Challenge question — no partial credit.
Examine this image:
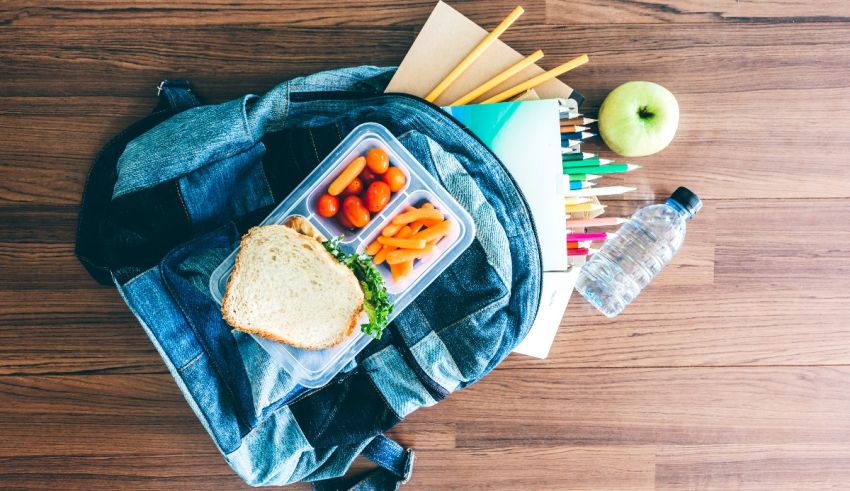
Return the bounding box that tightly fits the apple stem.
[638,106,655,119]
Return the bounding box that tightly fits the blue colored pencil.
[569,180,595,190]
[561,131,596,141]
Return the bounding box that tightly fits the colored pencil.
[561,115,596,125]
[566,174,602,182]
[569,181,595,190]
[562,158,614,168]
[561,117,596,125]
[563,197,591,206]
[565,202,605,214]
[563,164,641,175]
[562,139,581,148]
[564,186,636,197]
[562,152,597,162]
[561,131,596,141]
[449,49,544,106]
[481,54,590,103]
[566,217,627,228]
[567,232,610,241]
[559,125,590,133]
[567,247,589,256]
[425,6,524,102]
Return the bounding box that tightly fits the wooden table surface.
[3,1,850,489]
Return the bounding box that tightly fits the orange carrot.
[410,220,453,242]
[386,245,434,265]
[392,208,444,226]
[373,245,391,265]
[391,260,414,280]
[373,226,412,265]
[381,223,402,237]
[365,240,382,256]
[328,157,366,196]
[377,236,427,249]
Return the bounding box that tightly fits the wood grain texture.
[1,0,850,489]
[548,0,850,24]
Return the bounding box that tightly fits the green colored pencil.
[566,173,602,181]
[562,152,597,162]
[562,158,615,169]
[563,164,641,175]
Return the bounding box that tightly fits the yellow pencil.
[563,196,591,206]
[448,49,544,106]
[564,202,605,214]
[481,54,589,104]
[425,6,524,102]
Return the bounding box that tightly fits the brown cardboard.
[385,1,575,105]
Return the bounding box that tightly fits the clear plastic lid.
[209,123,476,387]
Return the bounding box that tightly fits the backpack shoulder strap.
[313,435,414,491]
[155,80,201,114]
[75,80,201,284]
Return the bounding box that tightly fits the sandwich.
[221,218,391,349]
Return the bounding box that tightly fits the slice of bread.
[221,224,364,349]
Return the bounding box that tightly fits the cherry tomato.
[343,177,363,196]
[360,167,378,185]
[366,148,390,174]
[365,181,391,213]
[336,210,355,229]
[342,195,371,228]
[382,167,406,193]
[317,194,339,218]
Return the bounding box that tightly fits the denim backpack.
[76,66,542,489]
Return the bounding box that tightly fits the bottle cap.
[670,186,702,216]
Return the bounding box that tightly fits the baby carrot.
[373,246,390,265]
[395,226,414,239]
[392,208,444,226]
[365,240,382,256]
[390,260,414,280]
[374,226,413,264]
[328,157,366,196]
[377,236,427,249]
[386,245,434,265]
[409,203,436,232]
[410,220,453,242]
[381,223,403,237]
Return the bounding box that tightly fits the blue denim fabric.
[90,66,543,488]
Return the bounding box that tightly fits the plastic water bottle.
[576,187,701,317]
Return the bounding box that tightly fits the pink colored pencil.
[567,247,589,256]
[567,232,609,242]
[566,217,627,228]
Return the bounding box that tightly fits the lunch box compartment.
[208,123,475,388]
[306,137,412,242]
[357,189,465,295]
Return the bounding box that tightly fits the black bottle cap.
[670,186,702,216]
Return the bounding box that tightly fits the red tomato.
[365,181,391,213]
[366,148,390,174]
[360,167,378,185]
[343,177,363,196]
[336,211,355,229]
[382,167,406,193]
[342,195,371,228]
[317,194,339,218]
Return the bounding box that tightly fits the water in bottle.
[576,186,701,317]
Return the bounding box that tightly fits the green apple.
[598,81,679,157]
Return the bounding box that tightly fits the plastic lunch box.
[209,122,475,387]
